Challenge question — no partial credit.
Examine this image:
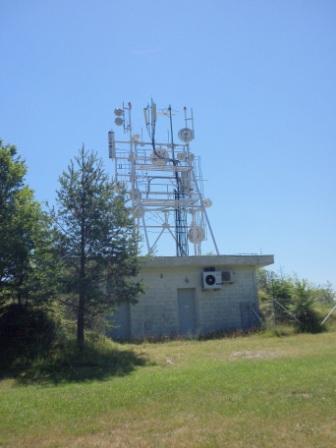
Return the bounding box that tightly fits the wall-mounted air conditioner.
[202,271,222,290]
[221,270,233,284]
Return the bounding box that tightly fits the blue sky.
[1,0,335,286]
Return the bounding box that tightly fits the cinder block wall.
[130,264,259,340]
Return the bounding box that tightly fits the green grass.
[1,332,336,447]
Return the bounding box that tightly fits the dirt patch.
[289,391,312,399]
[229,350,282,361]
[165,357,175,365]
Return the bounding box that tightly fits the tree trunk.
[77,293,85,350]
[77,216,86,351]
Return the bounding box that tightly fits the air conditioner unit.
[202,271,222,290]
[221,270,233,284]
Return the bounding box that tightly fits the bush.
[292,281,325,334]
[294,304,324,334]
[0,304,60,368]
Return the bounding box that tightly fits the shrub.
[292,281,325,334]
[0,304,60,367]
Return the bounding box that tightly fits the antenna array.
[108,100,219,256]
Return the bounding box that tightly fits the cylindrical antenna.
[168,105,176,161]
[150,99,157,128]
[128,102,132,136]
[108,131,115,158]
[184,106,188,128]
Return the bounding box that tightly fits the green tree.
[55,147,141,349]
[0,142,25,302]
[0,142,59,307]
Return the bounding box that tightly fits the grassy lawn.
[1,331,336,447]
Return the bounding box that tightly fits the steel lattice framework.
[108,100,219,256]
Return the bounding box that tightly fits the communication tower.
[108,100,219,256]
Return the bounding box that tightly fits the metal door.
[177,288,197,336]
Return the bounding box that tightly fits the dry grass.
[1,331,336,448]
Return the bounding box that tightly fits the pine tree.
[55,147,141,349]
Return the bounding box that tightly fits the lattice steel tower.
[108,100,219,256]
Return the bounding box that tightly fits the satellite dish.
[178,128,194,143]
[203,198,212,208]
[114,108,123,116]
[177,152,186,161]
[114,117,124,126]
[151,148,168,165]
[188,225,205,243]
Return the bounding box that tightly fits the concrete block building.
[110,254,273,341]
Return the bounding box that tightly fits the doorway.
[177,288,197,336]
